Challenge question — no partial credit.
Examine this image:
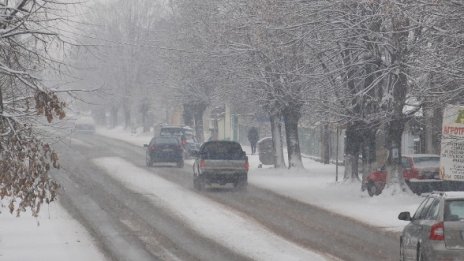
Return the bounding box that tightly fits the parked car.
[398,191,464,261]
[74,117,96,134]
[159,125,200,158]
[144,136,184,168]
[192,141,249,190]
[363,154,440,196]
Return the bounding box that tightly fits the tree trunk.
[344,124,361,180]
[0,84,3,114]
[111,106,118,128]
[361,129,377,181]
[124,105,131,130]
[270,113,286,168]
[283,107,303,169]
[321,124,330,164]
[183,103,194,127]
[193,103,207,142]
[385,119,405,188]
[424,105,434,154]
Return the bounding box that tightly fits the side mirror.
[398,211,412,221]
[143,144,148,147]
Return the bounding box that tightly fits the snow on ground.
[94,157,328,261]
[96,126,150,147]
[244,145,421,232]
[0,202,106,261]
[97,127,424,232]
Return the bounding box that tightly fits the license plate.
[162,149,173,152]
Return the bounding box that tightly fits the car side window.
[424,199,440,220]
[416,198,436,220]
[413,197,432,220]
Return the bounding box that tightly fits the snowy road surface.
[52,133,400,261]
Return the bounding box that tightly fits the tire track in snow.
[94,157,329,261]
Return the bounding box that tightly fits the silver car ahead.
[398,191,464,261]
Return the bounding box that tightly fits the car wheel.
[367,182,378,197]
[146,153,153,167]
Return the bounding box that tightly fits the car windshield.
[412,156,440,168]
[445,200,464,221]
[154,137,178,145]
[201,142,243,160]
[160,128,183,136]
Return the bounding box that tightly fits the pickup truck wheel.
[194,176,205,191]
[177,160,184,168]
[233,176,248,191]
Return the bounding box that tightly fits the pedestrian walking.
[247,127,259,154]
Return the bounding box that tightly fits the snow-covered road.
[94,157,327,261]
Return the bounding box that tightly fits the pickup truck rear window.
[201,142,244,160]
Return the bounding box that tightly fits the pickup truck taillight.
[199,159,206,169]
[429,222,444,240]
[244,161,249,171]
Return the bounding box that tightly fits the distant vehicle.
[398,191,464,261]
[159,125,200,158]
[192,141,249,190]
[144,136,184,168]
[363,154,440,196]
[74,117,96,134]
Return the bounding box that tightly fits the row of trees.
[74,1,464,189]
[167,0,464,183]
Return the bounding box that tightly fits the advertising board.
[439,105,464,181]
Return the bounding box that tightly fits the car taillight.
[149,145,156,152]
[244,161,249,171]
[412,168,421,179]
[429,222,444,240]
[199,159,206,169]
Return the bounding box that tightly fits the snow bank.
[94,157,328,261]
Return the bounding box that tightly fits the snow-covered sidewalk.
[96,127,423,232]
[0,203,106,261]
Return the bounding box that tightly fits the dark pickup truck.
[192,141,249,190]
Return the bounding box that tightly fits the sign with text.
[439,105,464,181]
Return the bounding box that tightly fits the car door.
[403,197,435,259]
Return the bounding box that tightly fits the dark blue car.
[144,136,184,168]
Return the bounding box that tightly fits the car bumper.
[201,171,247,183]
[426,241,464,261]
[150,153,182,163]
